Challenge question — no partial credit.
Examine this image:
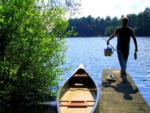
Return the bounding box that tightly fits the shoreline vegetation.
[0,0,73,113]
[68,8,150,37]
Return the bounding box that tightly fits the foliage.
[47,0,80,17]
[105,26,115,36]
[68,8,150,37]
[0,0,69,112]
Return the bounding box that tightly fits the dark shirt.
[115,26,134,51]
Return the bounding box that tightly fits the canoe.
[57,64,100,113]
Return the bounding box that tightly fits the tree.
[0,0,69,113]
[105,26,115,36]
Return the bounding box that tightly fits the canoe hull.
[57,64,100,113]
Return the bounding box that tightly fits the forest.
[68,8,150,37]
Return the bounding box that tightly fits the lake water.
[60,37,150,106]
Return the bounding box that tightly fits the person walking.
[107,16,138,80]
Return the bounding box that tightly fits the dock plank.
[99,69,150,113]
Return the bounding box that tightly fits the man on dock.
[107,16,138,80]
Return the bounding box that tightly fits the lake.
[60,37,150,106]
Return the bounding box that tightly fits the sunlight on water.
[60,37,150,106]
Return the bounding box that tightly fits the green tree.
[0,0,69,112]
[105,26,115,36]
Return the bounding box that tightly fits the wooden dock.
[99,69,150,113]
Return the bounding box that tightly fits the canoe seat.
[60,100,96,102]
[73,74,88,77]
[62,88,97,91]
[59,100,95,107]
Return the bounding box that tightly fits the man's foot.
[121,73,127,82]
[121,70,127,76]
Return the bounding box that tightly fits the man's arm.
[131,30,138,60]
[131,31,138,52]
[107,31,116,45]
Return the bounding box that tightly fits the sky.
[74,0,150,18]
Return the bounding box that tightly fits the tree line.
[68,8,150,37]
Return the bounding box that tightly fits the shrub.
[0,0,68,112]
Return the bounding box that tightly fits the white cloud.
[75,0,150,18]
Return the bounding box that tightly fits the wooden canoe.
[57,64,100,113]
